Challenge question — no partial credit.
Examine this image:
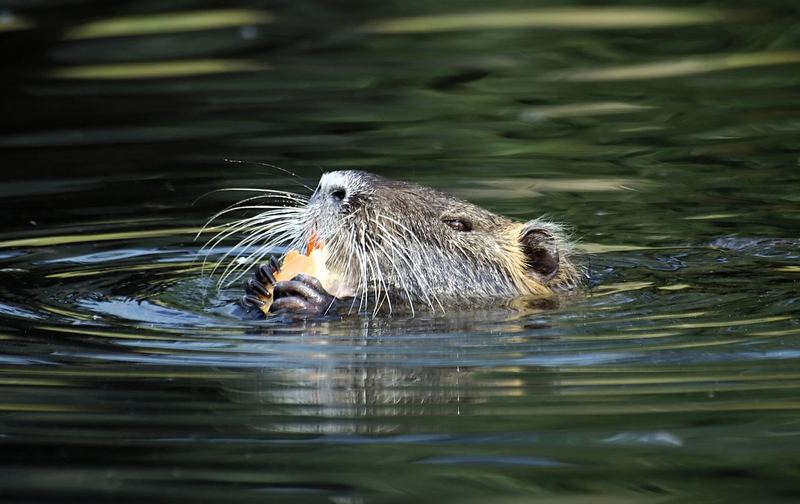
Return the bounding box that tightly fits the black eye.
[442,217,472,232]
[330,187,346,202]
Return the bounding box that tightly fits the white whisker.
[365,234,391,316]
[222,159,316,192]
[199,185,308,288]
[372,215,417,316]
[377,213,444,313]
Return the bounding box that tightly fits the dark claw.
[240,294,265,308]
[273,279,332,307]
[270,296,319,314]
[268,273,337,316]
[244,278,271,298]
[291,273,326,292]
[255,264,277,285]
[269,256,281,272]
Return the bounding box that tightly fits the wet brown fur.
[297,171,579,314]
[206,170,580,315]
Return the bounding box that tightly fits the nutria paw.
[271,273,337,316]
[239,258,282,313]
[240,258,336,317]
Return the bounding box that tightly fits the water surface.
[1,1,799,502]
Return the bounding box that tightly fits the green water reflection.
[0,0,799,502]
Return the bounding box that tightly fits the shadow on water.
[1,0,799,502]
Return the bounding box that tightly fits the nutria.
[206,170,580,317]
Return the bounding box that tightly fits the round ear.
[520,228,560,282]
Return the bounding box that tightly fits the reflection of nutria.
[207,171,580,317]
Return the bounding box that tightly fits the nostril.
[330,188,346,203]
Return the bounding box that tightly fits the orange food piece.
[306,230,321,255]
[275,250,316,283]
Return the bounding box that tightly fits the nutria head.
[208,170,579,315]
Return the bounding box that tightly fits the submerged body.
[228,171,580,317]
